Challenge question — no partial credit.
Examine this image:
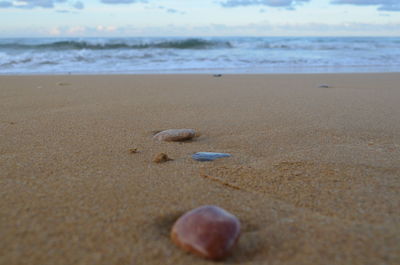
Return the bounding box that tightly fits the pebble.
[57,82,71,86]
[192,152,231,161]
[213,74,222,77]
[153,153,172,163]
[153,129,196,142]
[171,205,241,260]
[318,84,330,88]
[129,148,138,154]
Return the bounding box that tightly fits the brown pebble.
[129,148,138,154]
[153,129,196,142]
[171,205,241,260]
[153,153,172,163]
[57,82,71,86]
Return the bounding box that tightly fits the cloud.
[100,0,147,4]
[56,9,73,13]
[73,1,83,9]
[166,8,179,14]
[193,21,400,36]
[2,20,399,37]
[0,1,12,7]
[220,0,310,8]
[45,25,118,36]
[141,22,400,36]
[156,5,185,14]
[6,0,66,8]
[331,0,400,11]
[0,0,83,9]
[66,25,86,34]
[48,27,62,35]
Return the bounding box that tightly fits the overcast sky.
[0,0,399,37]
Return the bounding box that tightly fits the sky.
[0,0,399,37]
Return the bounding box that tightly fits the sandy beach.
[1,73,399,265]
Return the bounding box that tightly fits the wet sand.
[1,73,399,265]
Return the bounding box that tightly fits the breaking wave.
[0,38,232,50]
[1,37,399,74]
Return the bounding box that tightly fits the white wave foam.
[0,37,399,74]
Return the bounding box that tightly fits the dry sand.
[1,73,399,265]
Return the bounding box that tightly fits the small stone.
[213,74,222,77]
[153,153,172,163]
[153,129,196,142]
[171,205,240,260]
[57,82,71,86]
[318,84,330,88]
[192,152,231,162]
[129,148,138,154]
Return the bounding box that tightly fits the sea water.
[0,36,399,74]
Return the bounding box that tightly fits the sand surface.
[1,73,399,265]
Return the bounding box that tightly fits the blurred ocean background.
[0,36,399,74]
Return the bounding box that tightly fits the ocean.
[0,37,399,74]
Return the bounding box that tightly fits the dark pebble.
[171,205,241,260]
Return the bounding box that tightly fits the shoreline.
[1,73,399,265]
[2,36,399,76]
[1,71,400,78]
[1,68,400,76]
